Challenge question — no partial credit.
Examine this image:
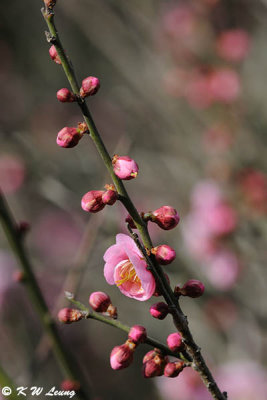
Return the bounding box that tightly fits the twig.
[0,192,90,400]
[66,294,191,363]
[41,4,227,399]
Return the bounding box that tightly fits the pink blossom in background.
[184,70,214,109]
[157,361,267,400]
[104,234,155,301]
[205,202,237,236]
[190,181,223,211]
[204,296,238,331]
[205,250,240,290]
[162,5,196,40]
[0,154,25,194]
[32,211,82,267]
[216,29,251,63]
[203,125,234,153]
[209,68,241,104]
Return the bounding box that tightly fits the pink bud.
[61,380,80,391]
[56,127,82,148]
[125,214,137,229]
[164,361,185,377]
[167,333,184,352]
[112,155,139,180]
[181,279,205,298]
[17,221,30,236]
[57,308,83,324]
[128,325,147,345]
[13,270,25,283]
[142,359,163,378]
[143,349,160,364]
[151,206,180,230]
[110,342,135,370]
[56,88,76,103]
[81,190,105,213]
[49,45,61,64]
[152,245,176,265]
[102,190,118,205]
[89,291,111,312]
[150,302,169,320]
[89,291,117,318]
[80,76,100,97]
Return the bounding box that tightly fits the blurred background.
[0,0,267,399]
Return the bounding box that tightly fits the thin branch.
[41,4,227,399]
[0,192,90,400]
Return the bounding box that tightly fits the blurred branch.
[0,364,17,400]
[41,3,227,399]
[0,191,90,400]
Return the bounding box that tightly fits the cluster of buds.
[57,122,88,149]
[174,279,205,298]
[57,308,83,324]
[110,325,147,370]
[112,155,139,181]
[143,345,185,378]
[81,184,118,213]
[89,291,117,319]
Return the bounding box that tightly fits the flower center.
[115,260,141,287]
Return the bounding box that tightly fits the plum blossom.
[103,234,155,301]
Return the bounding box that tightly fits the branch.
[41,4,227,399]
[0,192,90,400]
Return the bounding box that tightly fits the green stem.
[68,296,190,362]
[0,364,17,400]
[0,192,90,400]
[41,5,227,400]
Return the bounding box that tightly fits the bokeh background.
[0,0,267,399]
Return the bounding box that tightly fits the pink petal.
[116,233,142,257]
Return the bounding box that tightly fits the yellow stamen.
[115,260,141,287]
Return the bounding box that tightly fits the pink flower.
[205,250,240,290]
[103,234,156,301]
[216,29,251,62]
[209,68,241,103]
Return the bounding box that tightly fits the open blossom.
[103,234,156,301]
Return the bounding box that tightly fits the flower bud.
[142,351,167,378]
[128,325,147,345]
[13,270,25,283]
[58,308,83,324]
[110,342,135,370]
[150,302,169,320]
[80,76,100,97]
[142,348,161,364]
[56,88,76,103]
[151,206,180,230]
[167,333,184,352]
[49,45,61,64]
[81,190,105,213]
[102,190,118,206]
[125,214,137,229]
[153,273,170,297]
[89,291,117,319]
[179,279,205,298]
[61,380,80,391]
[152,245,176,265]
[56,127,82,148]
[112,155,139,180]
[164,361,185,378]
[17,221,30,236]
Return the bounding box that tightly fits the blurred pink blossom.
[216,29,251,62]
[157,361,267,400]
[205,250,240,290]
[209,68,241,103]
[162,5,196,40]
[0,154,25,194]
